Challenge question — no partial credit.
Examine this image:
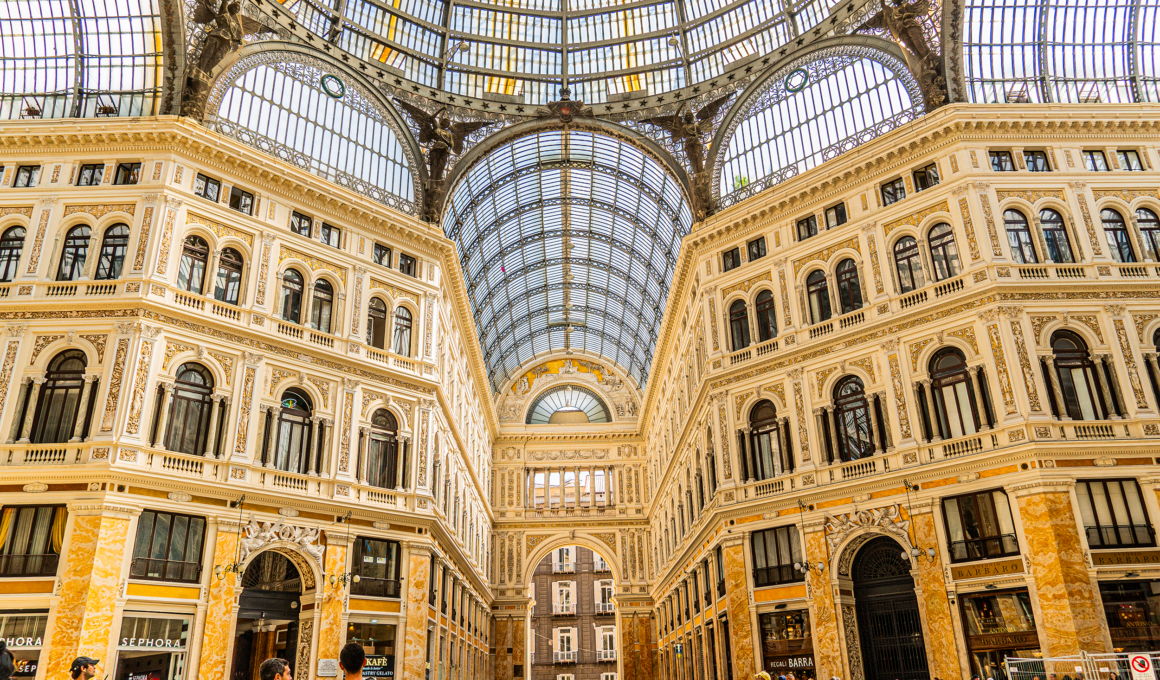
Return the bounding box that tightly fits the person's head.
[0,641,13,680]
[259,658,291,680]
[340,642,366,677]
[69,657,100,680]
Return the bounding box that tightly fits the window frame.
[1117,150,1144,171]
[1039,209,1074,264]
[77,163,104,186]
[825,202,847,229]
[351,536,403,598]
[1076,479,1155,549]
[289,211,313,237]
[193,173,221,202]
[1101,208,1136,263]
[1003,209,1038,264]
[398,253,417,277]
[927,223,961,281]
[746,237,766,262]
[806,270,831,323]
[373,243,392,267]
[940,489,1020,564]
[128,509,206,583]
[913,162,939,191]
[1024,150,1051,172]
[320,223,341,248]
[94,223,130,281]
[1138,208,1160,262]
[750,525,804,588]
[880,177,905,205]
[796,215,818,241]
[721,247,741,272]
[114,162,142,186]
[835,258,862,314]
[56,225,91,282]
[989,151,1015,172]
[0,226,25,282]
[893,235,925,293]
[228,186,254,215]
[728,300,750,351]
[13,166,40,188]
[213,248,245,305]
[1082,150,1110,172]
[0,504,66,577]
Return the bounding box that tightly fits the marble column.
[43,505,135,679]
[69,375,96,442]
[921,379,941,441]
[1099,353,1128,419]
[813,408,827,463]
[871,394,887,453]
[911,506,967,680]
[197,521,240,680]
[826,406,840,462]
[968,366,990,430]
[308,416,322,475]
[1046,359,1070,419]
[18,378,42,442]
[205,395,223,457]
[804,526,842,680]
[319,531,353,663]
[357,426,370,483]
[265,406,282,467]
[153,382,174,449]
[720,539,755,680]
[1010,482,1110,656]
[1092,353,1119,418]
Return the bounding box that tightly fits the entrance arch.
[229,549,318,680]
[849,536,930,680]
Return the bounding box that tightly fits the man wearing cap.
[69,657,99,680]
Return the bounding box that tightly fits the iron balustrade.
[0,553,59,577]
[1085,523,1155,549]
[948,534,1020,563]
[129,557,202,583]
[352,577,402,598]
[752,564,804,588]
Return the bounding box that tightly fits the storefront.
[758,611,814,679]
[114,614,192,680]
[349,622,397,678]
[1099,579,1160,652]
[0,611,48,677]
[959,589,1040,680]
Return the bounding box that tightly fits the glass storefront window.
[758,611,815,678]
[1100,580,1160,652]
[959,591,1040,680]
[349,623,397,677]
[115,615,190,680]
[0,611,47,677]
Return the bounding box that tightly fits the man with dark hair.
[259,658,292,680]
[69,657,99,680]
[340,642,366,680]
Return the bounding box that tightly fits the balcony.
[352,577,402,598]
[596,602,615,614]
[948,534,1020,563]
[129,557,202,583]
[0,553,60,577]
[552,562,575,573]
[598,650,617,662]
[554,651,577,663]
[553,603,575,615]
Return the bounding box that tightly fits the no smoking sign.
[1130,654,1154,680]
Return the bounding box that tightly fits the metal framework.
[526,384,612,424]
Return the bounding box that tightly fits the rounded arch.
[521,534,625,587]
[829,519,916,578]
[361,398,411,433]
[525,384,612,425]
[1040,320,1104,352]
[275,381,324,414]
[239,544,323,593]
[915,338,978,377]
[740,390,786,422]
[916,210,958,237]
[162,352,228,391]
[29,341,98,373]
[1093,196,1137,221]
[205,44,421,215]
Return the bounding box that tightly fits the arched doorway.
[851,536,929,680]
[230,551,305,680]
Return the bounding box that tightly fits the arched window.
[893,236,924,293]
[56,226,91,281]
[806,270,831,323]
[177,236,209,293]
[1039,209,1074,264]
[94,223,129,280]
[929,349,978,440]
[928,224,961,280]
[0,226,25,282]
[280,269,305,323]
[755,290,777,342]
[393,306,413,356]
[213,248,244,305]
[835,259,862,314]
[1003,210,1037,264]
[274,389,313,474]
[31,350,87,443]
[1051,331,1106,421]
[728,300,750,351]
[367,409,401,490]
[311,280,334,333]
[747,400,790,481]
[367,298,388,349]
[1101,209,1135,263]
[834,377,873,462]
[165,363,214,456]
[1137,207,1160,262]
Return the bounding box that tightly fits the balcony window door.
[366,409,400,490]
[56,226,91,281]
[0,505,65,577]
[941,490,1019,562]
[393,306,413,356]
[280,269,305,323]
[177,236,209,293]
[1039,209,1074,263]
[755,290,776,342]
[747,400,787,481]
[834,376,873,461]
[94,224,129,280]
[1137,208,1160,261]
[835,258,862,313]
[1051,331,1105,420]
[728,300,750,351]
[0,226,24,282]
[806,270,831,323]
[367,298,388,348]
[213,247,244,305]
[929,349,978,439]
[352,537,402,597]
[1004,210,1037,264]
[32,350,87,444]
[1077,479,1154,549]
[751,525,803,587]
[311,279,334,333]
[165,363,215,456]
[893,236,924,293]
[928,223,961,280]
[274,389,313,474]
[1102,209,1136,263]
[129,510,206,582]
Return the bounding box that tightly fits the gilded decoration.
[994,189,1064,203]
[0,340,19,425]
[1134,313,1159,342]
[778,266,792,327]
[255,240,272,306]
[792,236,860,276]
[866,233,884,294]
[985,322,1018,414]
[849,356,876,383]
[132,205,154,271]
[173,165,184,183]
[162,341,194,370]
[152,162,163,181]
[350,270,364,336]
[717,400,732,477]
[185,211,255,246]
[769,382,785,407]
[824,504,912,553]
[977,192,1003,257]
[886,352,912,440]
[882,199,949,236]
[947,326,979,354]
[154,202,180,276]
[1092,189,1160,202]
[814,366,837,398]
[909,337,934,371]
[1008,317,1042,411]
[369,278,419,302]
[1113,318,1148,408]
[101,338,129,432]
[950,154,959,173]
[308,377,331,409]
[957,196,982,261]
[79,334,108,363]
[733,391,751,419]
[340,390,355,472]
[792,379,811,460]
[63,203,137,218]
[91,447,109,460]
[362,391,385,418]
[279,245,348,286]
[721,270,772,297]
[0,206,33,220]
[124,339,154,435]
[708,296,719,350]
[29,335,63,362]
[209,352,235,385]
[25,202,53,275]
[1035,426,1052,439]
[861,193,869,210]
[526,534,548,552]
[268,367,296,396]
[1075,192,1102,254]
[234,366,256,454]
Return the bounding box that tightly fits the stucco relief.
[824,504,913,554]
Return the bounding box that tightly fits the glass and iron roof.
[444,129,693,391]
[526,385,612,424]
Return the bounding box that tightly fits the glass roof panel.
[445,129,691,391]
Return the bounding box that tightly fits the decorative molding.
[882,199,949,236]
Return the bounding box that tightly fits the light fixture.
[328,510,361,588]
[215,495,247,581]
[793,500,827,574]
[1124,571,1140,578]
[901,479,938,563]
[984,584,998,590]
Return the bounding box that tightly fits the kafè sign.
[950,558,1024,581]
[364,655,395,678]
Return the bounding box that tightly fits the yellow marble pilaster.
[911,509,965,680]
[319,535,352,664]
[721,541,756,680]
[805,528,842,680]
[44,506,133,680]
[401,547,433,680]
[511,612,526,680]
[494,617,512,680]
[198,525,240,680]
[619,608,655,680]
[1012,482,1109,655]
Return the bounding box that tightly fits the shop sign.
[120,636,186,650]
[363,655,394,678]
[966,631,1039,651]
[950,558,1024,581]
[1093,551,1160,567]
[2,636,43,648]
[765,655,815,672]
[14,659,37,678]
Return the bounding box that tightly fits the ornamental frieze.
[792,236,860,276]
[994,189,1064,204]
[185,211,255,246]
[720,270,772,297]
[369,278,418,302]
[279,245,348,286]
[63,203,137,218]
[882,199,950,236]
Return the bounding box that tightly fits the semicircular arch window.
[526,385,612,425]
[212,59,416,213]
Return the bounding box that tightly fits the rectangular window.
[702,560,712,607]
[942,490,1019,563]
[715,545,725,596]
[959,590,1038,658]
[1076,479,1154,548]
[989,151,1015,172]
[594,554,610,572]
[720,616,733,680]
[758,611,813,674]
[289,211,313,236]
[750,525,804,587]
[320,223,341,248]
[554,547,573,573]
[351,537,401,597]
[13,166,40,188]
[77,163,104,186]
[553,581,573,614]
[193,173,221,201]
[691,575,700,612]
[1024,150,1050,172]
[1100,580,1160,652]
[428,557,438,606]
[373,243,392,267]
[399,253,417,276]
[0,505,65,577]
[825,203,847,229]
[129,510,206,583]
[1083,150,1110,172]
[881,177,906,205]
[796,215,818,241]
[114,162,142,185]
[596,579,614,613]
[1118,150,1144,171]
[555,628,576,662]
[603,674,618,680]
[599,627,616,660]
[228,186,254,215]
[721,247,741,272]
[913,162,939,191]
[0,611,47,675]
[746,237,766,262]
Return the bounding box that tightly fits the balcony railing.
[553,603,575,615]
[596,602,615,614]
[552,562,575,573]
[129,557,202,583]
[598,650,617,662]
[948,534,1020,563]
[1085,524,1155,549]
[752,565,803,589]
[0,553,60,577]
[554,651,577,663]
[351,577,401,598]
